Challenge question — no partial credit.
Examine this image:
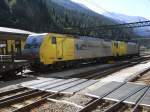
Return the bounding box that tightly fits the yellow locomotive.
[23,33,139,70]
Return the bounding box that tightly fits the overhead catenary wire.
[63,1,150,40]
[85,0,124,22]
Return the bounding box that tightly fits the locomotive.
[23,33,139,70]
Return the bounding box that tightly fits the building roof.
[0,27,36,35]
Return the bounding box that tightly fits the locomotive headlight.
[2,66,5,69]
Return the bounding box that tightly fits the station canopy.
[0,27,36,40]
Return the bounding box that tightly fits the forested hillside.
[0,0,115,34]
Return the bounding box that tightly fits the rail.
[78,63,150,112]
[0,56,149,112]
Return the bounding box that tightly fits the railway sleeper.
[0,90,46,108]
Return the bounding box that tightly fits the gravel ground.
[30,102,79,112]
[135,71,150,84]
[29,93,93,112]
[59,94,93,106]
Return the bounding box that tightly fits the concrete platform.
[140,88,150,107]
[86,61,150,92]
[21,78,97,94]
[39,64,113,78]
[87,81,150,107]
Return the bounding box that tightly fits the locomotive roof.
[78,36,104,41]
[27,33,138,44]
[29,33,47,36]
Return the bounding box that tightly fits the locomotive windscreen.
[24,34,46,49]
[23,34,46,58]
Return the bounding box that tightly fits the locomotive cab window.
[115,43,118,48]
[51,36,56,44]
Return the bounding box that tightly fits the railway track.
[78,64,150,112]
[81,86,149,112]
[0,56,149,112]
[24,55,150,79]
[17,63,150,112]
[1,55,149,82]
[0,57,135,82]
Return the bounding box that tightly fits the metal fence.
[0,55,13,62]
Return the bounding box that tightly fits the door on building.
[0,40,7,55]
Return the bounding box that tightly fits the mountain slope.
[103,12,148,23]
[50,0,115,25]
[0,0,115,35]
[50,0,89,12]
[103,12,150,37]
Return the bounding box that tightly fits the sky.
[71,0,150,20]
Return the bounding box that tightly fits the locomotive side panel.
[112,41,127,57]
[40,34,56,64]
[61,37,75,61]
[126,42,139,55]
[74,37,112,59]
[39,34,75,64]
[111,41,118,56]
[101,40,112,57]
[118,41,127,56]
[74,38,101,59]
